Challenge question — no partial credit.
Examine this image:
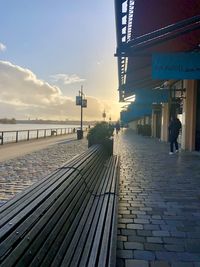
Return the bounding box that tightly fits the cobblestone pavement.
[116,130,200,267]
[0,138,87,206]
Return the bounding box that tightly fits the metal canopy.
[121,103,152,123]
[115,0,200,101]
[120,88,169,123]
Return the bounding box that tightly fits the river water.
[0,123,85,144]
[0,123,81,131]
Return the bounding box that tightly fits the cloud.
[0,61,119,120]
[0,42,6,52]
[50,73,86,85]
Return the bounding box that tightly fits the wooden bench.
[0,145,119,267]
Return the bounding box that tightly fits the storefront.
[196,80,200,151]
[115,0,200,152]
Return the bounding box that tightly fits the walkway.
[0,135,87,206]
[116,130,200,267]
[0,133,77,162]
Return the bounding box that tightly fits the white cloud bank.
[0,42,6,52]
[50,73,85,85]
[0,61,119,121]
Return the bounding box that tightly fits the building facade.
[115,0,200,152]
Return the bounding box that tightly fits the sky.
[0,0,121,121]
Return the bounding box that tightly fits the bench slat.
[87,158,116,267]
[61,158,114,267]
[98,156,119,267]
[48,158,112,267]
[68,159,114,267]
[78,158,115,267]
[27,156,106,267]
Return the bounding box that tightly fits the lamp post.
[76,85,87,139]
[80,86,83,131]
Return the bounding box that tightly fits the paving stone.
[134,250,156,260]
[127,223,143,230]
[120,210,131,215]
[141,207,153,211]
[152,231,170,237]
[117,249,133,259]
[124,241,144,250]
[118,223,126,229]
[125,259,149,267]
[116,258,125,267]
[147,237,163,244]
[185,240,200,253]
[187,232,200,238]
[129,205,145,210]
[131,210,146,215]
[151,215,162,220]
[134,218,149,224]
[163,237,184,244]
[144,243,165,251]
[177,252,200,262]
[160,225,177,231]
[151,220,166,225]
[117,235,127,241]
[121,229,137,236]
[137,214,151,219]
[128,235,146,243]
[170,231,186,237]
[156,251,179,261]
[144,224,160,231]
[122,214,137,219]
[119,218,134,224]
[164,244,185,252]
[137,230,152,236]
[120,202,130,207]
[150,261,170,267]
[171,262,193,267]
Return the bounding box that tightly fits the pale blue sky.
[0,0,120,120]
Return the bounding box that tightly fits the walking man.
[168,116,182,155]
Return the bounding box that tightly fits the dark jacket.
[168,118,182,141]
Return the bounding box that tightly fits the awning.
[120,88,169,123]
[133,89,169,104]
[121,103,152,123]
[115,0,200,100]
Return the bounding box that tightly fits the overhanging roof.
[121,103,152,123]
[115,0,200,101]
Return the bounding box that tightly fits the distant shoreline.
[0,120,96,126]
[0,119,16,124]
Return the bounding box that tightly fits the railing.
[0,127,87,145]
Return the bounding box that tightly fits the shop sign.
[152,53,200,79]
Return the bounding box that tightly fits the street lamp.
[76,85,87,139]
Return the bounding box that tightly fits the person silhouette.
[168,116,182,154]
[115,121,120,134]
